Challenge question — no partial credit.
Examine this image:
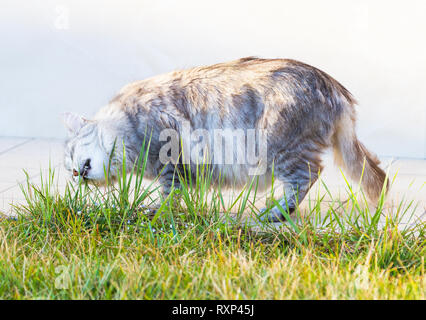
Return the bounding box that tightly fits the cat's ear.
[60,112,87,134]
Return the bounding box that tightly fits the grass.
[0,146,424,299]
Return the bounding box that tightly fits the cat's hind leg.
[261,152,323,223]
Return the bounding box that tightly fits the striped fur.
[62,57,388,222]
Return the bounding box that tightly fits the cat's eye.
[83,159,91,170]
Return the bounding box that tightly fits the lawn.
[0,148,424,299]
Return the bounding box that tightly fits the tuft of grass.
[0,145,424,299]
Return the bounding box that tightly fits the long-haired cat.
[61,57,387,222]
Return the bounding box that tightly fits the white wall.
[0,0,425,158]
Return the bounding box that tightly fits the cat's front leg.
[159,163,181,200]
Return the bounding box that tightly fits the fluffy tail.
[332,113,388,201]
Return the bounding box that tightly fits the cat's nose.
[73,159,91,178]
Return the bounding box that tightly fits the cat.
[61,57,388,222]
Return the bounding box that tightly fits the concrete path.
[0,137,424,228]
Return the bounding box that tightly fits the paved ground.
[0,137,425,228]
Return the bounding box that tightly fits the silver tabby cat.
[62,57,387,222]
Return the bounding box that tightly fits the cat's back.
[115,57,312,97]
[105,57,354,128]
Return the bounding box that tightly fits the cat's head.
[61,112,118,183]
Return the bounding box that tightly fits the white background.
[0,0,425,158]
